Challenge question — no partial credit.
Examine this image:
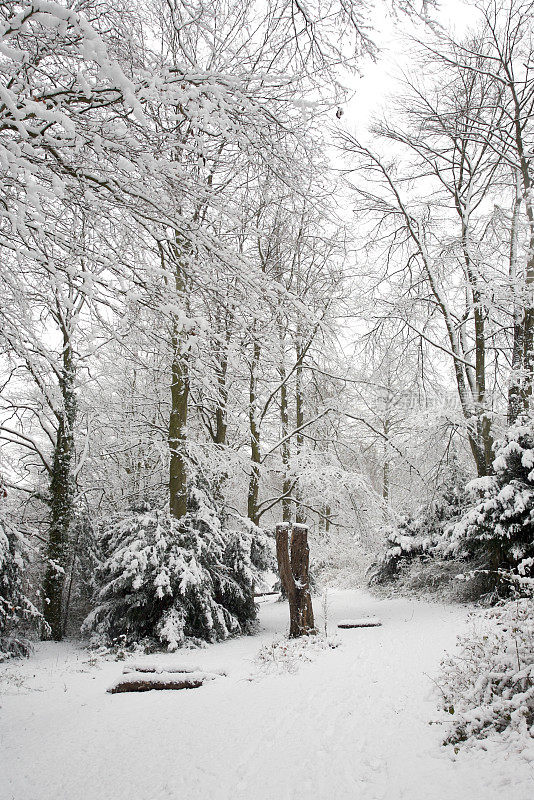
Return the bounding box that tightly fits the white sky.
[346,0,482,133]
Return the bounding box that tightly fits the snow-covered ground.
[1,590,533,800]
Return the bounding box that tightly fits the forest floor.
[1,590,533,800]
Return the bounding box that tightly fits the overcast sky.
[348,0,481,133]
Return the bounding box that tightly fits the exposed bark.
[275,522,315,637]
[215,353,229,446]
[247,339,261,526]
[460,224,493,476]
[513,85,534,415]
[279,353,292,523]
[324,505,331,534]
[508,173,524,424]
[109,678,205,693]
[42,332,77,641]
[338,620,382,628]
[382,459,390,502]
[295,343,306,524]
[168,237,189,521]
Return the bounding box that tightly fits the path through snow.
[1,590,533,800]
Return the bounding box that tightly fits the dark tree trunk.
[508,103,534,422]
[168,237,190,521]
[280,376,292,523]
[275,523,315,637]
[169,318,189,520]
[508,177,524,425]
[43,337,77,640]
[247,340,261,526]
[295,349,306,524]
[214,321,231,446]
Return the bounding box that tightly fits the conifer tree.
[0,499,47,658]
[449,420,534,588]
[84,473,271,649]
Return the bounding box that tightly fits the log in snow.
[122,662,227,676]
[337,618,382,628]
[107,670,220,694]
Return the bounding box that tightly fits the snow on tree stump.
[337,618,382,629]
[275,522,316,638]
[107,668,223,694]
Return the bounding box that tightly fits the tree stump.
[275,523,316,637]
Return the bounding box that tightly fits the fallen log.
[337,618,382,628]
[122,662,226,676]
[109,677,205,693]
[107,669,219,694]
[123,662,202,675]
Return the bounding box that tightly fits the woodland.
[1,0,534,795]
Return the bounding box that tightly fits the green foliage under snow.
[83,483,272,650]
[448,420,534,584]
[0,509,47,659]
[369,462,468,587]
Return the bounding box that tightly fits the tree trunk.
[169,317,189,520]
[214,320,231,446]
[247,340,261,526]
[168,237,189,521]
[324,506,331,535]
[275,523,315,637]
[215,357,228,446]
[508,101,534,421]
[508,175,524,424]
[295,346,306,524]
[42,336,77,640]
[279,332,292,523]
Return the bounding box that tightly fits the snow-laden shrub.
[255,633,340,676]
[369,462,468,586]
[439,595,534,751]
[84,483,271,650]
[368,516,438,584]
[0,509,47,659]
[447,420,534,593]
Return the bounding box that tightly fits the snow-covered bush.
[439,595,534,751]
[368,516,438,585]
[84,483,271,650]
[0,509,47,659]
[447,420,534,593]
[369,460,468,587]
[369,467,467,586]
[255,633,340,676]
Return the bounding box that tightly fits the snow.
[1,590,533,800]
[123,661,215,674]
[337,617,382,627]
